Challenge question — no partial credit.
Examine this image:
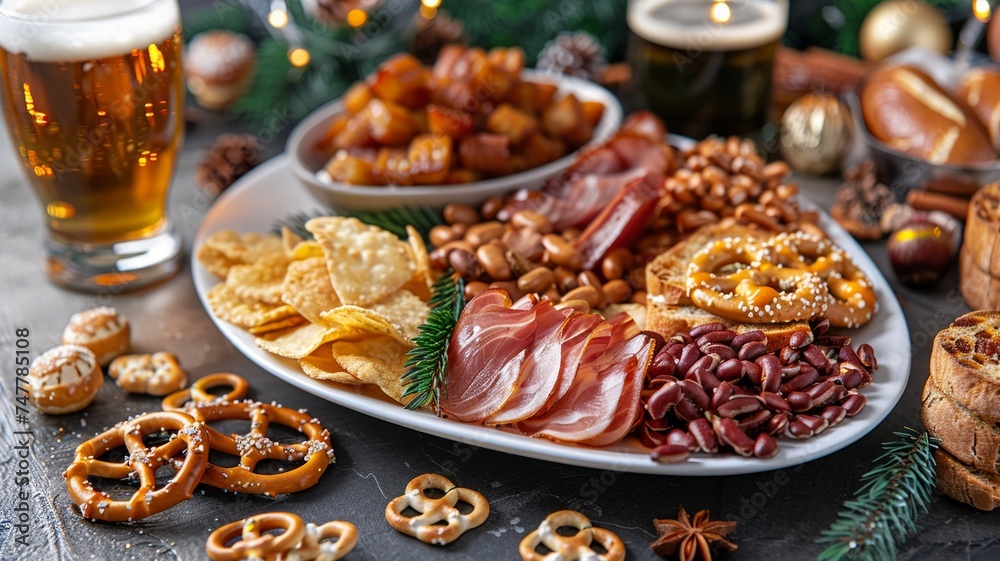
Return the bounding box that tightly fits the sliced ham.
[542,312,604,412]
[441,289,537,422]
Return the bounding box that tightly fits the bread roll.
[958,67,1000,152]
[861,65,996,164]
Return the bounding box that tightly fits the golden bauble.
[859,0,952,63]
[780,93,853,176]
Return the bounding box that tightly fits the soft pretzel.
[28,345,103,415]
[63,411,208,521]
[206,512,307,561]
[285,521,359,561]
[385,474,489,545]
[519,510,625,561]
[765,231,877,328]
[108,352,188,396]
[171,399,334,495]
[686,238,829,323]
[162,372,249,411]
[62,306,130,365]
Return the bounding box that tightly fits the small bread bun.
[28,345,103,415]
[861,65,996,165]
[184,31,256,110]
[62,306,130,366]
[958,68,1000,153]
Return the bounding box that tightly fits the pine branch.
[816,429,939,561]
[400,272,465,413]
[272,206,444,245]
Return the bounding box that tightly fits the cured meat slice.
[441,289,537,422]
[542,312,604,411]
[574,177,663,270]
[484,299,567,425]
[518,316,651,444]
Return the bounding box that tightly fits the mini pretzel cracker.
[108,352,188,396]
[206,512,306,561]
[519,510,625,561]
[385,474,489,545]
[161,372,249,411]
[172,399,334,495]
[63,411,208,522]
[285,520,359,561]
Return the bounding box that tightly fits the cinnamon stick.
[906,189,971,221]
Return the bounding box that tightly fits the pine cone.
[301,0,377,26]
[831,160,896,240]
[196,134,262,197]
[410,11,467,65]
[536,32,607,82]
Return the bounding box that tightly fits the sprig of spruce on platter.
[400,271,465,413]
[816,428,939,561]
[272,206,444,244]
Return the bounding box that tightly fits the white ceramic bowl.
[286,70,623,211]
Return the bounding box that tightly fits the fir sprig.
[272,206,444,244]
[816,429,939,561]
[400,272,465,413]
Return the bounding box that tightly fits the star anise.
[651,507,738,561]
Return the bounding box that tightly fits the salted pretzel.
[162,372,249,411]
[171,399,334,495]
[764,231,877,328]
[519,510,625,561]
[285,520,359,561]
[385,473,490,545]
[206,512,307,561]
[109,352,188,396]
[64,411,208,522]
[686,237,829,324]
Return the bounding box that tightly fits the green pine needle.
[401,272,465,413]
[272,206,444,245]
[817,429,939,561]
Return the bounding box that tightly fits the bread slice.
[930,311,1000,419]
[645,223,758,307]
[934,448,1000,511]
[645,299,808,352]
[963,182,1000,278]
[921,375,1000,474]
[959,246,1000,311]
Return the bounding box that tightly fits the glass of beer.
[0,0,185,291]
[628,0,788,139]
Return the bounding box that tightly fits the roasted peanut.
[476,243,512,280]
[541,234,582,270]
[480,196,504,220]
[511,210,553,234]
[601,248,633,281]
[443,203,480,225]
[464,280,489,300]
[465,221,504,246]
[562,285,600,309]
[602,279,631,304]
[553,267,579,293]
[429,225,458,248]
[517,267,555,293]
[448,249,483,278]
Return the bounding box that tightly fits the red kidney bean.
[689,322,726,338]
[651,444,692,464]
[716,395,763,418]
[676,398,704,422]
[717,358,744,381]
[786,391,814,412]
[781,364,802,378]
[678,380,711,410]
[784,419,814,439]
[831,385,849,403]
[738,409,772,433]
[714,417,755,456]
[687,367,721,393]
[731,330,766,348]
[648,351,677,378]
[812,318,831,336]
[788,330,812,349]
[780,368,819,393]
[711,382,734,410]
[820,405,846,427]
[753,433,779,459]
[643,331,667,355]
[841,393,867,416]
[703,343,736,361]
[838,346,865,371]
[830,363,863,390]
[688,418,718,453]
[796,414,829,435]
[646,382,683,419]
[697,330,737,346]
[665,342,685,360]
[857,344,877,371]
[669,332,694,345]
[760,392,791,412]
[648,374,678,391]
[739,341,767,361]
[640,424,667,448]
[802,344,833,373]
[690,354,720,375]
[757,355,781,392]
[666,429,698,452]
[766,412,790,436]
[676,344,701,376]
[815,334,851,347]
[805,381,837,407]
[739,361,762,386]
[779,347,800,364]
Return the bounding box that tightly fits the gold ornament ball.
[859,0,952,63]
[780,93,853,176]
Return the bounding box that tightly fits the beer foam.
[0,0,180,62]
[629,0,787,52]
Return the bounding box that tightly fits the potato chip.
[207,283,299,329]
[319,305,408,345]
[248,315,306,335]
[254,322,348,359]
[326,337,410,403]
[405,225,435,301]
[281,227,304,256]
[197,230,284,278]
[370,289,430,342]
[281,258,342,324]
[298,343,365,385]
[225,255,291,305]
[290,241,325,260]
[306,217,415,307]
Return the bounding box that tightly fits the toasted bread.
[963,182,1000,278]
[930,311,1000,419]
[922,376,1000,474]
[934,448,1000,511]
[645,223,758,307]
[959,247,1000,311]
[645,299,808,352]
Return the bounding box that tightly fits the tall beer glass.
[0,0,184,291]
[628,0,788,139]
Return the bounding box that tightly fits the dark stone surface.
[2,3,1000,560]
